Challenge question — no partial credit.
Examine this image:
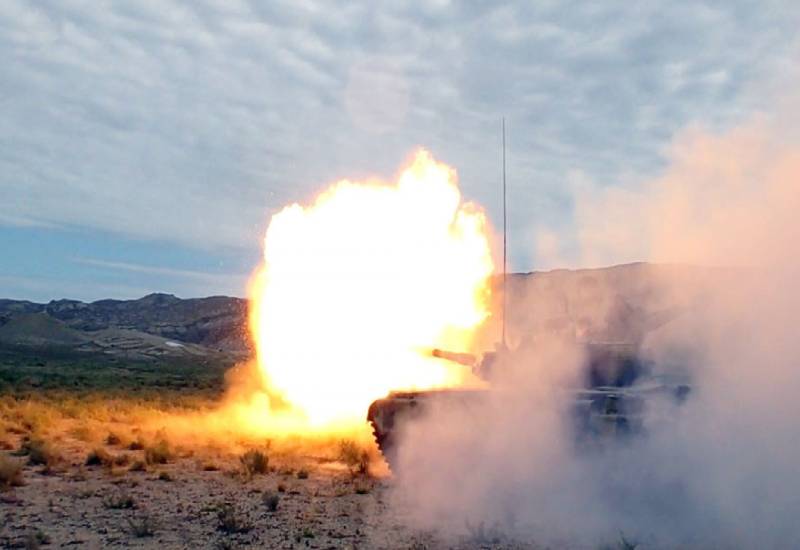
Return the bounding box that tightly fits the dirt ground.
[0,358,538,550]
[0,432,539,550]
[1,437,394,549]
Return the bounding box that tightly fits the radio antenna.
[502,117,507,348]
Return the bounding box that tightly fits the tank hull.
[367,382,689,470]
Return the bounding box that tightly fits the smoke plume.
[389,109,800,547]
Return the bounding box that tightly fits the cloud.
[0,212,59,229]
[0,1,798,269]
[74,255,246,283]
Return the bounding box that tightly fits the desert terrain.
[0,355,448,550]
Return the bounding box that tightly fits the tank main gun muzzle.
[431,348,478,368]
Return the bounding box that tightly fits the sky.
[2,0,799,302]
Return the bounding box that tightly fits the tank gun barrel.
[431,348,477,368]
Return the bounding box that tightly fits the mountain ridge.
[0,294,250,359]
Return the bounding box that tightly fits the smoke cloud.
[388,106,800,547]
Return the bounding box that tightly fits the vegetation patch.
[338,439,370,476]
[144,440,173,465]
[127,513,157,538]
[263,490,280,512]
[216,503,252,534]
[21,438,61,469]
[240,449,269,476]
[86,447,114,467]
[103,491,136,510]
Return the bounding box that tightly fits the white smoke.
[387,106,800,547]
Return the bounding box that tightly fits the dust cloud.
[389,109,800,547]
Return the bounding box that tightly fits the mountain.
[0,313,89,347]
[0,293,250,362]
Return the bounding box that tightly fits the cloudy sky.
[2,1,798,301]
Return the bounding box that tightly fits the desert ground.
[0,350,543,550]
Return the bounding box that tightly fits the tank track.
[369,419,396,471]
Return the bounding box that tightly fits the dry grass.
[127,512,157,538]
[144,440,173,465]
[0,422,14,450]
[216,503,252,534]
[103,490,136,509]
[20,438,59,466]
[69,423,99,443]
[105,431,125,446]
[129,460,147,472]
[339,439,371,476]
[86,447,114,467]
[200,461,219,471]
[240,449,269,476]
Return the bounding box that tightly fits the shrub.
[296,468,309,480]
[20,438,61,469]
[113,453,130,467]
[144,440,172,465]
[338,439,370,476]
[0,425,13,451]
[103,491,136,509]
[15,402,55,433]
[216,504,252,534]
[263,491,280,512]
[128,460,147,472]
[127,513,156,537]
[128,437,145,451]
[157,471,173,481]
[105,432,122,445]
[69,424,98,443]
[240,449,269,476]
[0,455,24,489]
[86,447,113,467]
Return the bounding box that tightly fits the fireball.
[248,150,493,430]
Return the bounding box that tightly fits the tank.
[367,336,691,471]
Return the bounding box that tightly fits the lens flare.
[248,150,493,431]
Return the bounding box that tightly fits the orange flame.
[248,150,493,431]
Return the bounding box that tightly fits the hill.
[0,293,250,363]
